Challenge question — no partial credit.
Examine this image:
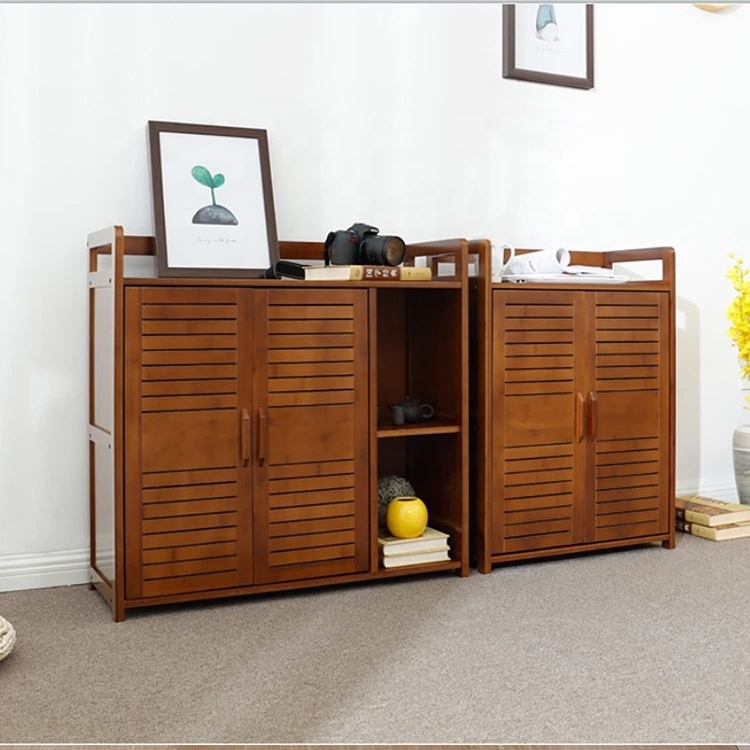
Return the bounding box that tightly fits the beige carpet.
[2,534,750,743]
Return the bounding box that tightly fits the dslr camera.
[324,223,406,267]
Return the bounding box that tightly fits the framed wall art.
[503,4,594,90]
[148,120,279,277]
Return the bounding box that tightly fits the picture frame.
[148,120,279,277]
[503,4,594,90]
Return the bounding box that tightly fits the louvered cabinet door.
[123,287,252,600]
[492,289,589,554]
[252,288,370,584]
[592,291,671,542]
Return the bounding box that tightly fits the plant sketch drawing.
[191,165,239,225]
[536,4,559,42]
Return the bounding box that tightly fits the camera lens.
[361,235,406,266]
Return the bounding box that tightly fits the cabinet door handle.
[257,408,268,466]
[240,409,250,466]
[588,392,598,440]
[574,393,585,443]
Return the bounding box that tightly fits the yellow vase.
[386,496,428,539]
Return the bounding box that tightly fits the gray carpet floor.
[2,534,750,743]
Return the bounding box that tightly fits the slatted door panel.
[124,287,252,600]
[253,288,370,584]
[593,291,670,541]
[492,290,588,554]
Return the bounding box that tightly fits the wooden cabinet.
[471,247,676,571]
[121,285,370,600]
[88,227,479,620]
[252,287,370,584]
[122,286,255,600]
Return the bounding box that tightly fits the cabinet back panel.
[376,290,408,409]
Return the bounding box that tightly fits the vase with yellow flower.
[728,255,750,504]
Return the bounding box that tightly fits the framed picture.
[503,4,594,90]
[148,120,279,277]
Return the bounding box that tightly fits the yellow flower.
[728,254,750,388]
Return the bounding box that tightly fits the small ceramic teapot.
[394,397,435,423]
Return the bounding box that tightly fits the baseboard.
[0,482,740,594]
[0,549,90,593]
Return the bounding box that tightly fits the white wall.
[1,2,747,590]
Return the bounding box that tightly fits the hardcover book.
[676,517,750,541]
[675,495,750,527]
[380,548,451,568]
[303,264,432,282]
[378,526,450,556]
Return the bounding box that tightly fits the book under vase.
[378,526,450,568]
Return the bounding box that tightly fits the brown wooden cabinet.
[471,246,676,571]
[121,285,370,600]
[88,227,480,620]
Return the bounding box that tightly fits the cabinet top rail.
[87,226,489,287]
[489,245,675,289]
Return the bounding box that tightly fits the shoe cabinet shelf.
[88,226,485,620]
[470,245,676,571]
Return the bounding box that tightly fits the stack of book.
[675,495,750,541]
[303,264,432,281]
[378,526,450,568]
